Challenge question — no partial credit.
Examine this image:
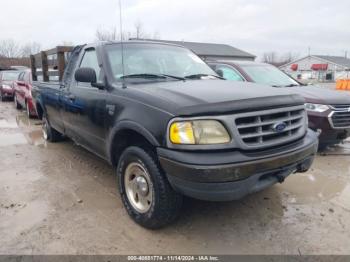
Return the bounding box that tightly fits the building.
[280,55,350,82]
[0,57,30,70]
[130,39,256,61]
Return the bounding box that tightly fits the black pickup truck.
[32,41,318,228]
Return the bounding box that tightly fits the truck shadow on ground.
[10,107,347,236]
[46,137,287,232]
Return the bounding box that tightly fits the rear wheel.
[118,146,183,229]
[14,95,22,109]
[42,113,62,142]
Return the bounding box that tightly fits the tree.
[134,21,144,39]
[95,20,160,42]
[21,42,41,57]
[95,27,129,41]
[0,39,21,58]
[262,51,299,67]
[262,52,277,65]
[96,27,117,41]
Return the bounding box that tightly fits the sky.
[0,0,349,60]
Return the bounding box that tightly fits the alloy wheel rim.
[124,162,153,213]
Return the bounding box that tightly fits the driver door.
[60,47,108,157]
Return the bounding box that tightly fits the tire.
[26,102,33,119]
[42,112,62,142]
[117,146,183,229]
[0,92,5,102]
[318,143,329,152]
[14,95,22,109]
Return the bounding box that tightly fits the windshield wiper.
[121,73,185,81]
[272,84,299,87]
[184,74,224,80]
[284,84,300,87]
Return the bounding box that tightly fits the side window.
[25,72,31,83]
[217,65,244,81]
[79,49,101,83]
[18,72,24,81]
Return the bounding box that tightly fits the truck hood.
[287,85,350,105]
[127,80,305,116]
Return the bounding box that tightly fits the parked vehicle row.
[0,68,38,118]
[31,41,318,229]
[13,70,37,118]
[0,70,21,101]
[209,61,350,149]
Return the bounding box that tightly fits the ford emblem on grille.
[273,122,287,133]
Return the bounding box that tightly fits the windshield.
[1,71,20,81]
[105,43,216,81]
[241,64,300,87]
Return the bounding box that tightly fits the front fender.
[107,120,160,163]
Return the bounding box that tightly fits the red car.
[0,70,22,101]
[13,70,38,118]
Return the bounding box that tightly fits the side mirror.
[215,69,224,78]
[75,67,97,84]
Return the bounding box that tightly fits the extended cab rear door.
[60,46,108,157]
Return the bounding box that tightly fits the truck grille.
[329,105,350,128]
[233,105,307,149]
[331,105,350,110]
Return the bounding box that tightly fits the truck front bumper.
[158,129,318,201]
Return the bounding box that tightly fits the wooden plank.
[41,51,49,82]
[57,52,66,81]
[30,55,37,81]
[45,47,58,56]
[33,53,42,67]
[57,46,73,53]
[46,46,73,56]
[32,45,73,82]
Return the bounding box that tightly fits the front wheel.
[26,102,33,118]
[118,146,183,229]
[42,113,62,142]
[0,92,5,102]
[14,95,22,109]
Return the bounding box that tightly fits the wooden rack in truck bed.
[30,46,73,82]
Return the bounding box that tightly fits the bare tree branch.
[134,21,144,39]
[21,42,41,57]
[0,39,21,58]
[95,27,128,41]
[262,51,299,66]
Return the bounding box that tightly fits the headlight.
[2,84,12,90]
[305,103,329,113]
[169,120,231,145]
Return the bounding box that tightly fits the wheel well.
[110,129,156,167]
[36,102,44,120]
